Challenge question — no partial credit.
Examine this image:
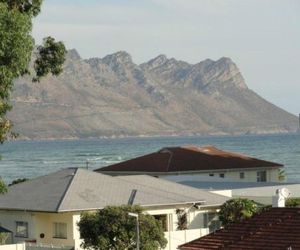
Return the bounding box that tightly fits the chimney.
[272,188,290,208]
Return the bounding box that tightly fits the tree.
[78,205,167,250]
[285,197,300,207]
[0,0,66,143]
[278,168,286,181]
[0,178,7,194]
[219,198,259,227]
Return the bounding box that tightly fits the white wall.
[0,243,25,250]
[164,228,208,250]
[0,206,220,250]
[162,168,279,183]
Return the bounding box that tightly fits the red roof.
[96,145,282,173]
[179,208,300,250]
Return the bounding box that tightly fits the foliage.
[8,178,28,186]
[78,205,167,250]
[0,178,7,194]
[219,198,259,227]
[0,0,66,143]
[33,37,66,82]
[176,209,187,230]
[0,232,10,244]
[278,168,286,181]
[285,197,300,208]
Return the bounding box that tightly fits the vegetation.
[8,178,28,186]
[285,197,300,207]
[78,205,167,250]
[176,209,188,230]
[219,198,259,226]
[0,178,7,194]
[278,168,286,181]
[0,0,66,143]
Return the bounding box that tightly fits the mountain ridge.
[7,49,297,140]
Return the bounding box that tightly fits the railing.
[26,243,73,250]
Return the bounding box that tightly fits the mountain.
[8,50,298,140]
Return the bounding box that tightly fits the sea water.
[0,133,299,184]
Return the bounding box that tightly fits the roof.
[179,208,300,250]
[0,226,12,233]
[96,145,282,174]
[0,168,229,212]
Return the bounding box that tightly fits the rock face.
[8,50,298,139]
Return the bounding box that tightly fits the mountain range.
[8,50,298,139]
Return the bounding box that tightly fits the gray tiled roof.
[0,168,229,212]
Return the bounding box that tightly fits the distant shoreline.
[7,130,298,143]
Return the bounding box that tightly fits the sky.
[33,0,300,115]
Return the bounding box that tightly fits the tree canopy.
[78,205,167,250]
[219,198,259,227]
[0,0,66,143]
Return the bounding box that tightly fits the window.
[16,221,28,238]
[240,172,245,179]
[219,173,225,178]
[209,173,214,177]
[257,171,267,182]
[153,215,168,231]
[53,223,67,239]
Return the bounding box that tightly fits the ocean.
[0,133,299,184]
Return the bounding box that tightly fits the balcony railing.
[26,242,73,250]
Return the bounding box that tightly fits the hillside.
[8,50,298,139]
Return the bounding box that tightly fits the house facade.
[96,145,283,183]
[0,168,229,250]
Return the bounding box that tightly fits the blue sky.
[33,0,300,115]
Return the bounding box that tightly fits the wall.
[146,206,219,250]
[34,212,75,247]
[164,228,208,250]
[0,211,75,248]
[162,168,279,183]
[0,243,25,250]
[0,211,35,243]
[0,206,219,250]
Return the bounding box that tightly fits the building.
[180,178,300,205]
[179,207,300,250]
[0,168,229,250]
[96,145,283,182]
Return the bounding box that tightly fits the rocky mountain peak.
[9,50,297,140]
[144,54,168,69]
[66,49,81,61]
[102,51,133,66]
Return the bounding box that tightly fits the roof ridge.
[56,168,79,212]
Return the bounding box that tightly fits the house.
[178,207,300,250]
[180,179,300,205]
[95,145,283,182]
[0,168,229,250]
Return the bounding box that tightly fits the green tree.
[285,197,300,207]
[0,178,7,194]
[278,168,286,181]
[219,198,259,227]
[0,0,66,143]
[78,205,167,250]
